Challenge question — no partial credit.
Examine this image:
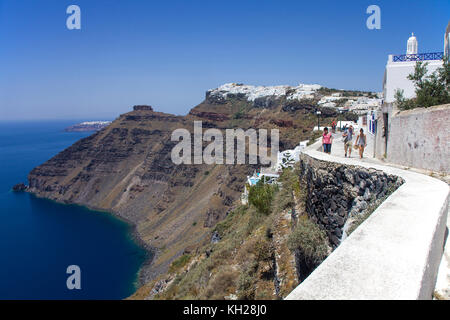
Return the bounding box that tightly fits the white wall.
[386,104,450,173]
[383,56,443,103]
[286,140,450,300]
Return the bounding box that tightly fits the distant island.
[65,121,112,132]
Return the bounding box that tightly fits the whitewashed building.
[274,140,309,171]
[375,23,448,161]
[241,140,309,204]
[382,33,444,104]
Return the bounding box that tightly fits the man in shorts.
[343,125,354,157]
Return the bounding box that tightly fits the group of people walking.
[321,123,367,159]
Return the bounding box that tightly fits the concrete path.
[328,131,450,299]
[328,131,380,165]
[287,132,450,300]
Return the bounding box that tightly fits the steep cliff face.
[28,107,251,280]
[27,86,359,284]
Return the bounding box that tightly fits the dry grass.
[153,167,327,300]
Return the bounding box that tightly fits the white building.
[344,96,382,115]
[241,140,309,205]
[375,23,449,161]
[207,83,322,103]
[382,33,444,104]
[241,170,280,205]
[318,96,341,105]
[321,102,337,108]
[274,140,309,171]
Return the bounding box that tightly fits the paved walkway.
[287,135,449,299]
[328,132,380,165]
[318,131,450,299]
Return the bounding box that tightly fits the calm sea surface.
[0,121,147,299]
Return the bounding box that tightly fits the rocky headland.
[26,83,370,292]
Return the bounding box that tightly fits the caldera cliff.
[27,83,361,287]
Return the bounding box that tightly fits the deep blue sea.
[0,121,147,300]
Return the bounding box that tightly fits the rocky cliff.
[27,84,364,287]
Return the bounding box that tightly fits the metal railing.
[393,52,444,62]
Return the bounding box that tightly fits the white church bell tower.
[406,33,418,55]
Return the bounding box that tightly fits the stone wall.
[377,103,450,173]
[299,153,404,248]
[287,142,449,300]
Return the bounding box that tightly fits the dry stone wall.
[299,153,404,247]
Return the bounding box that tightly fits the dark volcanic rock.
[282,100,317,113]
[188,110,230,122]
[270,119,294,127]
[253,96,280,108]
[133,105,154,111]
[299,154,404,248]
[12,183,27,192]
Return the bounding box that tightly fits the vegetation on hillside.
[248,179,277,215]
[146,165,331,300]
[317,87,377,98]
[287,216,329,267]
[395,57,450,110]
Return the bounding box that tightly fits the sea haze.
[0,121,147,299]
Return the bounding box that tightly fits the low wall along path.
[286,133,449,300]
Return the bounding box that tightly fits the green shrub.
[169,254,191,273]
[344,112,359,122]
[248,181,277,215]
[287,216,329,265]
[279,166,301,197]
[396,57,450,110]
[272,166,305,214]
[394,89,416,110]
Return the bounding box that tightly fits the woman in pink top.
[322,127,333,154]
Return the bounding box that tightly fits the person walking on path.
[322,127,333,154]
[355,128,367,159]
[342,125,354,158]
[331,120,337,133]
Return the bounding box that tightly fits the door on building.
[383,113,389,156]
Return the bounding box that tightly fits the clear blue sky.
[0,0,448,120]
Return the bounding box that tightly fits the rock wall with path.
[299,153,404,247]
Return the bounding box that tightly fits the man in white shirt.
[342,125,354,158]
